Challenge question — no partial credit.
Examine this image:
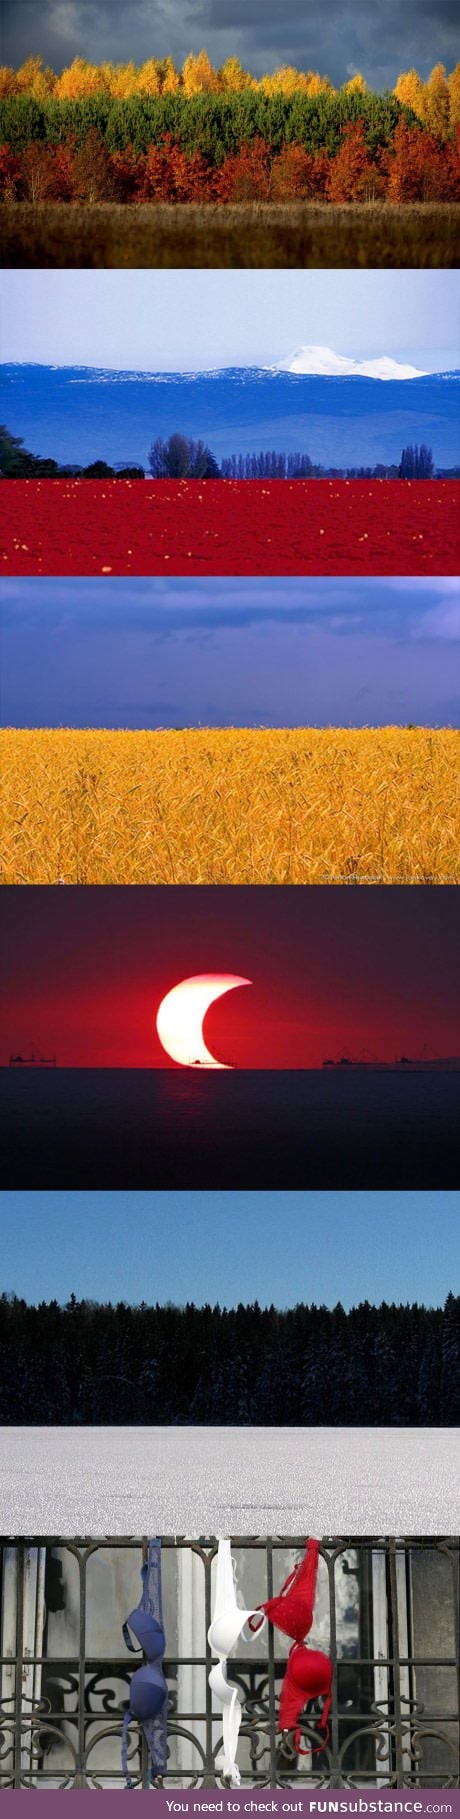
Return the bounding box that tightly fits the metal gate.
[1,1537,458,1789]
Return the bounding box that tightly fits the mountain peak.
[277,345,426,381]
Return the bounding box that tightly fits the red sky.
[0,886,458,1069]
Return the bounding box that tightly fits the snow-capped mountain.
[277,345,427,380]
[2,362,459,470]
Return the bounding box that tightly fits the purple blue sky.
[0,1190,458,1308]
[1,577,458,727]
[2,0,459,92]
[1,271,458,372]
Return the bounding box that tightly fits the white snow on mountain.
[276,344,427,380]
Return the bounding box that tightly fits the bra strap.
[122,1710,134,1789]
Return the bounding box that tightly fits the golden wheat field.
[1,726,458,885]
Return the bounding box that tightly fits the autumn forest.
[0,56,459,207]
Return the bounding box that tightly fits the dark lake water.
[1,1068,458,1189]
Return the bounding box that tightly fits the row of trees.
[0,425,144,478]
[150,441,438,480]
[0,427,440,481]
[219,445,436,479]
[0,54,458,136]
[1,121,458,206]
[0,1291,458,1425]
[0,90,415,157]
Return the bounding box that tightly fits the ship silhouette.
[9,1042,56,1067]
[322,1050,460,1070]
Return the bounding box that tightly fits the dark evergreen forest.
[1,1292,458,1425]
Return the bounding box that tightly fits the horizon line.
[4,357,457,375]
[2,1287,455,1315]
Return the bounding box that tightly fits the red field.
[1,479,458,575]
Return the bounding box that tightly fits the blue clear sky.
[0,1191,458,1309]
[1,577,458,728]
[1,271,458,371]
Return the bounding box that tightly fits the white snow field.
[1,1426,458,1535]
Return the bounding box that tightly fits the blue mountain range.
[2,363,459,470]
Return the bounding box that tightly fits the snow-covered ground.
[1,1426,457,1535]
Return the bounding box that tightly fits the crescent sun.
[156,974,252,1068]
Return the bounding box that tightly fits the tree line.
[0,89,415,156]
[0,54,458,139]
[1,116,459,207]
[221,445,436,480]
[0,425,145,478]
[0,426,442,481]
[0,1291,458,1425]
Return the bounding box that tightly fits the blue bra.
[123,1607,166,1661]
[122,1549,168,1789]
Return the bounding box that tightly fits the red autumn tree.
[0,143,22,198]
[137,135,212,202]
[72,127,115,201]
[270,140,329,197]
[385,118,460,201]
[215,135,272,201]
[137,140,173,201]
[51,141,78,201]
[21,142,59,202]
[110,144,140,201]
[444,122,460,198]
[167,138,213,201]
[327,120,385,201]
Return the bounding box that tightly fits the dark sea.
[1,1068,458,1189]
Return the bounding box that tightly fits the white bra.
[208,1606,264,1656]
[208,1540,266,1785]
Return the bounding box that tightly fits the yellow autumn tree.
[55,58,107,100]
[99,61,138,98]
[160,57,181,93]
[135,59,163,95]
[343,72,367,93]
[306,71,333,93]
[448,62,460,126]
[261,65,301,94]
[421,62,451,137]
[218,56,252,91]
[182,50,219,94]
[262,66,333,95]
[0,65,17,96]
[15,55,56,97]
[394,68,425,119]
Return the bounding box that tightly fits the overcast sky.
[2,0,459,88]
[1,1190,458,1309]
[1,577,459,728]
[1,271,458,371]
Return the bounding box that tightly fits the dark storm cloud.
[2,0,459,86]
[1,576,458,641]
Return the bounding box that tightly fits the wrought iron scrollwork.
[0,1537,458,1789]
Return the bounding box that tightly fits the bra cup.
[290,1643,332,1696]
[129,1662,167,1721]
[124,1610,165,1660]
[253,1540,320,1646]
[209,1661,244,1708]
[278,1645,332,1737]
[208,1608,263,1657]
